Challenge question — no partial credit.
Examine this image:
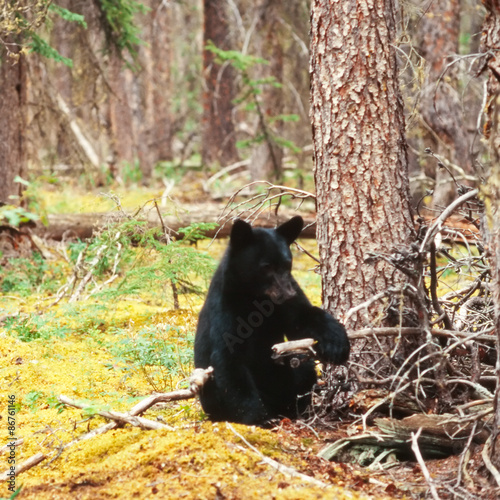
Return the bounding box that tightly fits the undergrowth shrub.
[108,325,194,392]
[5,313,69,342]
[0,253,65,295]
[64,208,216,307]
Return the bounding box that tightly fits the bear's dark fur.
[194,216,349,424]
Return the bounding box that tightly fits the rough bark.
[202,0,239,167]
[417,0,469,208]
[310,0,416,330]
[479,0,500,475]
[0,42,26,205]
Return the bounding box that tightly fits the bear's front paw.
[308,309,350,364]
[316,335,350,364]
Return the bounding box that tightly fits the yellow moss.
[18,423,365,500]
[0,228,358,499]
[1,320,368,500]
[39,185,165,215]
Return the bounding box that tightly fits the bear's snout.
[265,272,296,303]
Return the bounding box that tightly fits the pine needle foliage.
[98,0,148,65]
[108,324,194,392]
[64,205,217,307]
[0,1,86,66]
[205,41,300,154]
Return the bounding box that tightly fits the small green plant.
[6,314,68,342]
[0,176,47,227]
[46,393,66,413]
[109,325,194,391]
[0,253,65,296]
[154,161,188,183]
[81,402,112,417]
[0,206,39,227]
[121,159,143,184]
[24,390,44,412]
[205,41,301,171]
[119,221,216,308]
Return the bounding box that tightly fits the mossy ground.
[1,235,377,500]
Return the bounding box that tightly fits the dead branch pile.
[313,187,499,496]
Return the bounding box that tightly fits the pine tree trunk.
[202,0,239,167]
[108,46,135,171]
[417,0,469,208]
[249,0,285,182]
[310,0,415,331]
[0,42,26,204]
[136,0,173,179]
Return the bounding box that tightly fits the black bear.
[194,216,349,425]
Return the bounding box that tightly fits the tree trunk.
[310,0,416,331]
[417,0,469,209]
[202,0,239,167]
[0,42,26,205]
[32,206,318,241]
[249,0,285,182]
[107,45,135,175]
[136,0,173,180]
[479,0,500,477]
[149,1,173,164]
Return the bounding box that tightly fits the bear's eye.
[260,263,272,273]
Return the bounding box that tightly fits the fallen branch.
[0,453,46,481]
[58,396,175,431]
[271,338,316,366]
[113,367,215,417]
[62,368,215,446]
[1,368,214,481]
[348,326,495,343]
[58,367,214,429]
[0,438,23,455]
[272,338,316,357]
[411,429,440,500]
[226,423,332,491]
[34,206,317,241]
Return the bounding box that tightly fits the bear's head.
[225,216,304,301]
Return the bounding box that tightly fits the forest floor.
[0,179,496,499]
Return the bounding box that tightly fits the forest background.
[2,1,500,499]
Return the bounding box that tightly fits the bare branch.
[419,188,479,254]
[227,423,329,490]
[411,429,440,500]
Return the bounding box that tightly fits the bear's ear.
[230,219,254,250]
[276,216,303,245]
